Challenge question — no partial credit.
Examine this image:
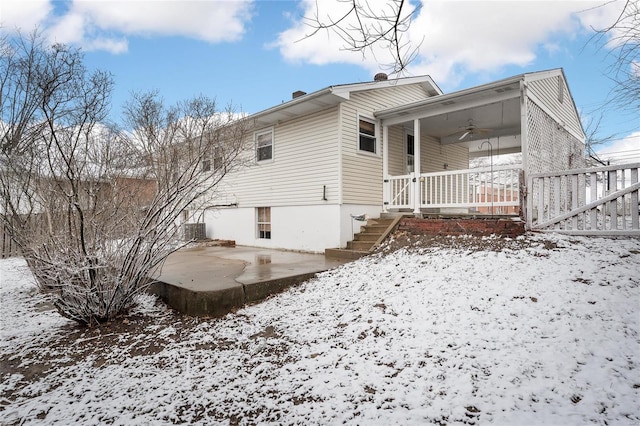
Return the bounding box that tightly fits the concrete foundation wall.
[204,204,344,253]
[203,203,387,252]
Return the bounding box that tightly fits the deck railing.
[527,163,640,235]
[385,164,523,213]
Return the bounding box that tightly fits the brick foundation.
[398,217,525,238]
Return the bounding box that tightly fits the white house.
[200,69,588,252]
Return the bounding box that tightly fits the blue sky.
[2,0,639,159]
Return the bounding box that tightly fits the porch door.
[405,131,415,174]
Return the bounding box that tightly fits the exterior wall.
[420,135,469,172]
[341,84,433,204]
[201,82,436,251]
[387,127,469,176]
[204,204,342,253]
[527,74,584,140]
[216,106,341,208]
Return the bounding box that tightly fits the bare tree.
[1,32,249,325]
[592,0,639,112]
[303,0,422,74]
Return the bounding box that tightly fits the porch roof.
[373,71,553,157]
[374,68,580,157]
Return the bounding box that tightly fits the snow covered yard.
[1,233,639,425]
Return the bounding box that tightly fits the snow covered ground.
[1,233,639,425]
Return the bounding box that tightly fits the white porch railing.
[385,164,523,213]
[527,163,640,235]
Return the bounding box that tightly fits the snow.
[1,233,639,425]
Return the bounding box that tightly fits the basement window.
[358,118,377,154]
[257,207,271,239]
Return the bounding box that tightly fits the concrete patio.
[149,245,348,316]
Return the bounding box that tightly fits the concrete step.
[367,218,394,226]
[361,224,389,233]
[353,233,380,241]
[325,248,369,260]
[347,240,375,251]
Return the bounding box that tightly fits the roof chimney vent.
[374,73,388,81]
[292,90,306,99]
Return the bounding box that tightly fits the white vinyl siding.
[387,129,468,176]
[418,135,468,172]
[219,107,341,207]
[342,84,433,204]
[527,75,584,140]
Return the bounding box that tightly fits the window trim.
[357,116,378,155]
[257,207,271,239]
[255,128,274,163]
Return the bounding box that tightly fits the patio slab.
[148,246,348,316]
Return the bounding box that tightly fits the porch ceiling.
[420,97,522,155]
[376,76,524,156]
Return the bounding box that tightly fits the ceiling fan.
[452,120,492,141]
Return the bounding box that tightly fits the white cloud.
[0,0,52,32]
[274,0,624,86]
[273,0,381,66]
[2,0,254,54]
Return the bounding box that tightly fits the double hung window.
[358,118,376,154]
[256,130,273,162]
[257,207,271,239]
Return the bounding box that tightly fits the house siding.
[387,127,469,176]
[220,106,341,207]
[341,84,433,204]
[527,74,584,140]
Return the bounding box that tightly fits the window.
[406,133,415,173]
[213,146,223,171]
[358,118,376,153]
[256,130,273,162]
[257,207,271,239]
[202,145,223,172]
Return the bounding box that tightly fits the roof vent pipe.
[374,73,388,81]
[292,90,306,99]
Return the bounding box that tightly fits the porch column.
[413,118,421,215]
[382,124,389,212]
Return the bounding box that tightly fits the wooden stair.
[325,215,405,260]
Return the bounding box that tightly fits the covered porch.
[375,69,585,219]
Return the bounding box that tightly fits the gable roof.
[249,75,442,128]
